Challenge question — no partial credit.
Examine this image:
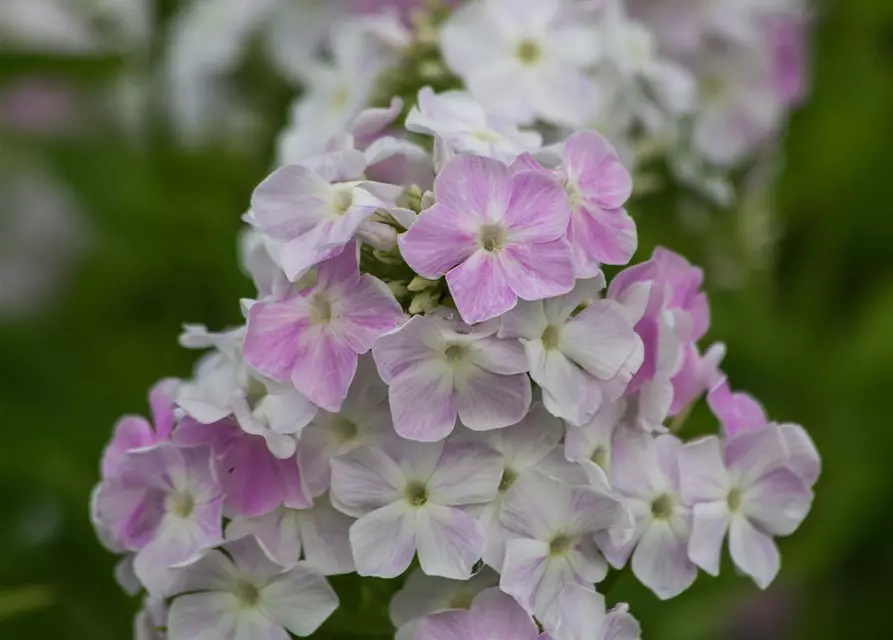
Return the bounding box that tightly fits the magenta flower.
[243,244,404,412]
[167,537,338,640]
[372,313,532,442]
[680,425,815,589]
[174,418,312,518]
[417,588,539,640]
[330,439,502,579]
[399,155,574,325]
[101,378,179,478]
[515,131,636,275]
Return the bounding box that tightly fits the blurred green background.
[2,1,893,638]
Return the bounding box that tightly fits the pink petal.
[467,335,529,375]
[290,326,358,412]
[724,425,789,489]
[427,442,502,506]
[569,205,637,275]
[416,504,485,579]
[329,446,405,516]
[149,378,179,441]
[102,416,155,478]
[244,301,308,382]
[372,315,444,381]
[728,514,780,589]
[499,238,575,302]
[504,171,571,242]
[562,301,638,380]
[220,436,310,517]
[389,361,458,442]
[780,423,821,487]
[631,520,697,599]
[564,131,632,210]
[350,502,417,578]
[447,250,517,325]
[251,166,330,239]
[434,154,512,224]
[398,202,478,279]
[336,275,405,353]
[456,368,531,432]
[741,468,812,536]
[417,610,473,640]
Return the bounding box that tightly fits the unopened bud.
[409,291,437,315]
[408,276,438,292]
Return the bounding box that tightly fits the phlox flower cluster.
[91,61,820,640]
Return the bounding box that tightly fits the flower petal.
[330,446,405,516]
[456,368,531,432]
[561,301,638,380]
[728,514,780,589]
[389,361,458,442]
[416,504,485,579]
[398,203,478,278]
[741,468,812,536]
[260,564,339,636]
[499,238,575,302]
[434,154,512,223]
[688,501,730,576]
[631,519,696,599]
[505,171,570,242]
[350,502,416,578]
[244,301,308,382]
[447,250,517,325]
[428,442,502,506]
[290,325,358,412]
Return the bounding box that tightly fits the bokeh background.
[2,1,893,638]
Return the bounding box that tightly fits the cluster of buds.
[89,1,818,639]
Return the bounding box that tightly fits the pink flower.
[167,537,338,640]
[372,312,532,442]
[101,378,179,478]
[539,585,641,640]
[399,155,574,325]
[243,244,404,412]
[680,425,814,589]
[330,438,502,579]
[174,419,312,518]
[417,588,539,640]
[515,131,636,275]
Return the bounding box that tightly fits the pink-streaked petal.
[724,425,789,489]
[500,538,551,614]
[631,520,697,600]
[416,504,485,579]
[227,508,302,569]
[708,379,769,437]
[372,315,444,381]
[688,501,731,576]
[561,302,638,380]
[427,442,502,506]
[741,468,812,536]
[350,502,416,578]
[244,301,308,382]
[568,204,637,276]
[467,335,529,375]
[102,416,155,478]
[290,326,358,412]
[389,361,458,442]
[504,171,571,242]
[250,166,330,239]
[678,436,731,504]
[279,231,347,282]
[470,588,539,639]
[447,250,517,325]
[416,610,473,640]
[500,239,575,302]
[330,446,405,516]
[149,378,179,441]
[456,368,531,432]
[260,565,339,636]
[728,514,780,589]
[564,131,632,210]
[434,154,512,224]
[398,203,478,279]
[336,275,405,352]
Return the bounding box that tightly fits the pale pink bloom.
[464,403,566,568]
[92,443,224,579]
[440,0,601,127]
[298,356,392,496]
[167,537,338,640]
[232,381,319,459]
[250,149,403,280]
[102,378,180,478]
[595,432,697,599]
[499,472,631,622]
[563,399,623,479]
[514,130,636,274]
[406,87,542,163]
[243,245,404,412]
[498,276,643,426]
[330,439,501,579]
[174,418,312,518]
[680,425,814,588]
[670,341,726,415]
[417,588,539,640]
[399,154,574,325]
[372,312,531,441]
[539,584,641,640]
[768,11,809,108]
[226,496,354,575]
[389,568,500,640]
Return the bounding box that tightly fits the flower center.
[309,293,334,325]
[332,187,354,216]
[167,491,195,519]
[444,343,468,362]
[591,446,608,470]
[331,85,349,109]
[651,494,674,520]
[549,534,574,557]
[478,224,506,253]
[516,39,542,65]
[331,415,358,443]
[541,325,561,350]
[499,467,518,493]
[405,481,428,507]
[233,580,260,608]
[448,590,476,610]
[727,487,742,513]
[472,128,502,143]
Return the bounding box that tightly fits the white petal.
[728,514,780,589]
[350,502,416,578]
[416,504,486,579]
[260,564,339,636]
